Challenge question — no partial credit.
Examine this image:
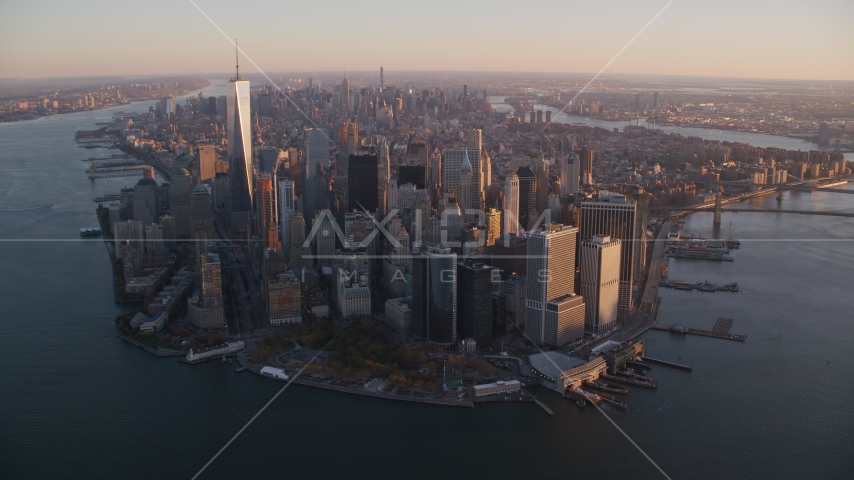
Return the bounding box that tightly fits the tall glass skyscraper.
[227,71,252,229]
[412,245,457,347]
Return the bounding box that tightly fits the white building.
[336,266,371,318]
[473,380,521,397]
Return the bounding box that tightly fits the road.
[213,219,268,335]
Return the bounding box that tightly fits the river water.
[489,96,853,162]
[1,87,852,479]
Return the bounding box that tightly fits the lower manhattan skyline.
[1,1,853,479]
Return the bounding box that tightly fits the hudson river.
[1,89,852,479]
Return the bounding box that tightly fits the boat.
[80,227,102,237]
[235,367,246,373]
[575,397,586,408]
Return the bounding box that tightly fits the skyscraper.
[442,149,483,211]
[580,194,637,313]
[348,154,379,213]
[459,154,474,221]
[227,58,252,229]
[305,128,329,178]
[197,144,217,182]
[457,259,495,348]
[580,235,621,333]
[560,151,580,196]
[503,174,520,237]
[515,166,537,231]
[412,245,457,346]
[525,224,585,347]
[195,253,224,329]
[279,180,295,255]
[255,173,275,247]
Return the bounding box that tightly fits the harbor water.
[1,88,852,479]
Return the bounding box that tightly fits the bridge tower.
[713,194,722,225]
[776,189,784,201]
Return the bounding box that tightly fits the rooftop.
[529,351,586,379]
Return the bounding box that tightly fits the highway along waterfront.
[1,98,853,479]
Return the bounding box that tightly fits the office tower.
[196,253,224,329]
[159,215,175,251]
[341,74,351,115]
[383,224,410,299]
[579,148,593,178]
[113,219,144,258]
[399,165,427,189]
[411,245,457,346]
[348,154,379,212]
[534,155,549,214]
[267,271,302,325]
[197,144,217,182]
[653,91,659,110]
[121,242,139,279]
[170,164,193,238]
[256,146,279,174]
[207,96,217,115]
[255,173,276,249]
[144,223,165,254]
[546,111,552,123]
[467,128,482,151]
[515,166,537,231]
[227,58,252,229]
[457,259,495,348]
[484,208,501,248]
[346,122,359,155]
[190,185,212,231]
[289,213,310,268]
[459,155,474,221]
[525,224,585,347]
[503,174,520,236]
[133,177,161,225]
[580,194,637,313]
[560,152,580,196]
[258,93,272,117]
[305,128,329,178]
[378,138,390,217]
[279,180,295,255]
[442,149,483,211]
[502,274,526,328]
[337,262,371,318]
[313,214,337,264]
[580,235,621,333]
[624,186,650,286]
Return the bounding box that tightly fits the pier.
[532,397,555,416]
[667,250,734,261]
[660,280,740,292]
[639,356,693,372]
[601,373,657,388]
[650,317,746,342]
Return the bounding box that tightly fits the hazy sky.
[2,0,852,80]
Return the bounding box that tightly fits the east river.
[1,85,852,479]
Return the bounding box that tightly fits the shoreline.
[235,353,476,408]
